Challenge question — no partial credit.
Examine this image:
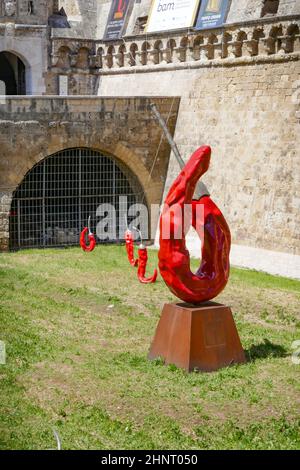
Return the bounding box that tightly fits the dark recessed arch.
[10,147,147,250]
[0,51,26,95]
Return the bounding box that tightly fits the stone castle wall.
[47,13,300,258]
[0,96,179,251]
[0,1,299,276]
[54,0,300,38]
[98,57,300,257]
[0,0,56,24]
[0,22,48,94]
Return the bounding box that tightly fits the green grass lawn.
[0,245,299,450]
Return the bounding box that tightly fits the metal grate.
[10,148,146,250]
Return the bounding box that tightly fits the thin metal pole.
[150,102,210,199]
[150,103,185,170]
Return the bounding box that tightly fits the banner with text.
[146,0,200,33]
[195,0,230,30]
[103,0,130,40]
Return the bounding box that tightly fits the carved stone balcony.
[50,17,300,74]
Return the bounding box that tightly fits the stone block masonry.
[98,60,300,259]
[0,97,180,251]
[0,1,299,277]
[93,17,300,278]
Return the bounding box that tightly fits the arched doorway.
[0,51,26,95]
[10,148,147,250]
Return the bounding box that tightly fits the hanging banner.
[146,0,200,33]
[103,0,130,40]
[195,0,230,30]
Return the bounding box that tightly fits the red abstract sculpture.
[137,244,158,284]
[125,229,138,267]
[80,217,96,252]
[158,146,231,304]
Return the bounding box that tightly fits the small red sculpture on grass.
[80,216,96,253]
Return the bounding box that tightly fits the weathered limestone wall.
[123,0,300,36]
[98,0,300,38]
[46,36,98,95]
[0,0,54,94]
[0,96,179,251]
[98,59,300,260]
[1,1,299,276]
[278,0,300,16]
[47,14,300,275]
[96,0,113,39]
[0,0,56,24]
[224,0,300,23]
[0,23,48,94]
[55,0,99,39]
[58,0,82,19]
[53,0,300,40]
[227,1,263,23]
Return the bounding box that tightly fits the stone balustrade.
[51,18,300,73]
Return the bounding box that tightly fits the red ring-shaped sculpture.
[158,146,231,304]
[80,227,96,253]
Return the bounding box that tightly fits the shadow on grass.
[246,339,288,362]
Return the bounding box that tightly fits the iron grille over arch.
[10,148,146,250]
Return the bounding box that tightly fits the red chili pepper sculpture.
[138,244,158,284]
[80,226,96,252]
[125,229,138,267]
[158,146,231,304]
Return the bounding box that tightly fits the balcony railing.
[50,17,300,72]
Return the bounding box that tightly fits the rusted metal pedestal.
[148,302,246,372]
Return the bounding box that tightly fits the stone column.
[0,192,12,252]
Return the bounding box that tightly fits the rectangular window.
[28,1,34,15]
[58,75,68,96]
[0,80,6,96]
[261,0,279,17]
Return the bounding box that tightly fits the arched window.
[0,51,26,95]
